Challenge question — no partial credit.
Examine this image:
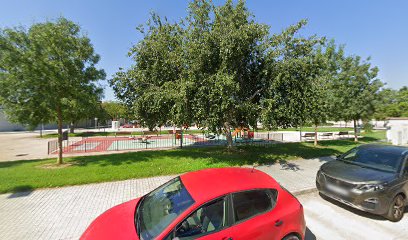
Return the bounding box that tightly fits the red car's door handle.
[275,220,283,227]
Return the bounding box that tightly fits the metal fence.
[47,132,284,155]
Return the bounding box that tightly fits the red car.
[81,168,306,240]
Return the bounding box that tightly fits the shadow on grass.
[1,136,381,171]
[69,140,346,168]
[0,159,46,168]
[7,185,34,198]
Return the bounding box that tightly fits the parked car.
[81,168,305,240]
[122,123,134,128]
[316,144,408,221]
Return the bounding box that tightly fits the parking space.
[299,192,408,240]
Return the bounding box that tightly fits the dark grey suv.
[316,144,408,221]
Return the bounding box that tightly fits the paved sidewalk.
[0,157,332,240]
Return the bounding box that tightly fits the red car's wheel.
[282,234,300,240]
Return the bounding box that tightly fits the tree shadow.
[278,160,301,171]
[305,227,317,240]
[66,140,345,169]
[0,159,46,168]
[7,185,34,198]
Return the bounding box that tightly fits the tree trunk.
[314,124,318,146]
[70,122,75,133]
[57,107,63,164]
[224,122,233,148]
[353,119,358,142]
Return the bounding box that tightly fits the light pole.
[94,117,98,129]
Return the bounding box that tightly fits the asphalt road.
[299,191,408,240]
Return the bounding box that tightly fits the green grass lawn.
[273,127,354,132]
[1,130,386,194]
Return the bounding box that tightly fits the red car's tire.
[282,233,300,240]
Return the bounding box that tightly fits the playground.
[48,128,281,154]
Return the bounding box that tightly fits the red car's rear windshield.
[136,177,195,240]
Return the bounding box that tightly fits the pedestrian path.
[0,156,332,240]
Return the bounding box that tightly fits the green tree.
[328,55,383,141]
[66,88,104,133]
[101,101,128,121]
[374,88,398,120]
[306,41,345,146]
[111,0,325,147]
[375,86,408,119]
[0,18,105,164]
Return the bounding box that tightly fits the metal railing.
[47,132,284,155]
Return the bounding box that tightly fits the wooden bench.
[337,131,350,138]
[301,132,316,140]
[320,132,333,139]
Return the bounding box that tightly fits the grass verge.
[1,130,385,194]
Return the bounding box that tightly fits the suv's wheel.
[386,194,405,222]
[282,234,300,240]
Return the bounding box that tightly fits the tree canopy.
[101,101,128,121]
[0,17,105,163]
[374,86,408,119]
[111,0,330,146]
[326,54,383,141]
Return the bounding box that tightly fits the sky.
[1,0,407,101]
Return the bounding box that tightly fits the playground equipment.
[168,130,183,139]
[232,128,254,140]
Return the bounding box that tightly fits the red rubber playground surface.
[50,135,208,154]
[48,132,279,154]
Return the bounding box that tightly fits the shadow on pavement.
[305,227,317,240]
[279,160,301,171]
[318,192,408,221]
[7,185,34,198]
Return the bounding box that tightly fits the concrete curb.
[292,187,318,197]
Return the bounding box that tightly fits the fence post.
[47,141,50,155]
[180,129,183,149]
[84,139,87,152]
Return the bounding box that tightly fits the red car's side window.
[164,197,226,240]
[232,189,277,223]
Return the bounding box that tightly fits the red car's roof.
[180,167,280,203]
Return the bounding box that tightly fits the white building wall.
[0,109,26,131]
[386,119,408,145]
